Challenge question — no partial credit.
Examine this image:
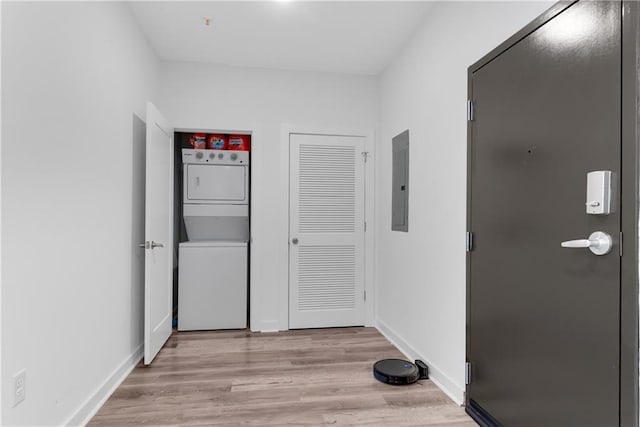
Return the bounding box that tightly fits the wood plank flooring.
[89,327,475,426]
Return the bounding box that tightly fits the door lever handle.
[560,239,591,248]
[561,231,612,255]
[139,241,163,249]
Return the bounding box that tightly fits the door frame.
[465,1,639,425]
[281,124,376,329]
[174,122,260,330]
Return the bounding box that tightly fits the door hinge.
[364,221,367,232]
[362,151,370,162]
[364,290,367,301]
[619,231,623,257]
[467,100,474,121]
[466,231,474,252]
[465,362,472,385]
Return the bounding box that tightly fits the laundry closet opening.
[173,130,252,331]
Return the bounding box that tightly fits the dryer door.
[185,164,247,203]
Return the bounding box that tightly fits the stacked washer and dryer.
[178,148,250,331]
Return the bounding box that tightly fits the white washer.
[178,240,248,331]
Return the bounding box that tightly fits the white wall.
[376,1,553,403]
[157,62,378,332]
[2,2,158,425]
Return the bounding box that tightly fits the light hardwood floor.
[89,327,475,426]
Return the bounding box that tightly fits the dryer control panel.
[182,149,249,165]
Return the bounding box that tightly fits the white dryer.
[182,149,249,205]
[182,149,250,241]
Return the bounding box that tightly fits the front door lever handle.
[561,231,612,255]
[560,239,591,248]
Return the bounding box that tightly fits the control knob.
[195,151,203,159]
[230,153,238,161]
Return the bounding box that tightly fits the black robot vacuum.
[373,359,429,385]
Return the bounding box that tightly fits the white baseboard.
[375,319,464,405]
[251,319,281,333]
[64,344,143,426]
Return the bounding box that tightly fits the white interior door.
[144,102,174,364]
[289,134,365,329]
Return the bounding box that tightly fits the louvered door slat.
[289,134,365,329]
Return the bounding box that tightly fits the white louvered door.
[289,134,365,329]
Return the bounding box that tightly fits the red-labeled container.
[207,134,227,150]
[188,133,207,149]
[228,134,251,151]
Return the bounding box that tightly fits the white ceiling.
[129,1,433,75]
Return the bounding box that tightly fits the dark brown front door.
[467,1,621,426]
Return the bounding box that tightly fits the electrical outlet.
[13,369,26,407]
